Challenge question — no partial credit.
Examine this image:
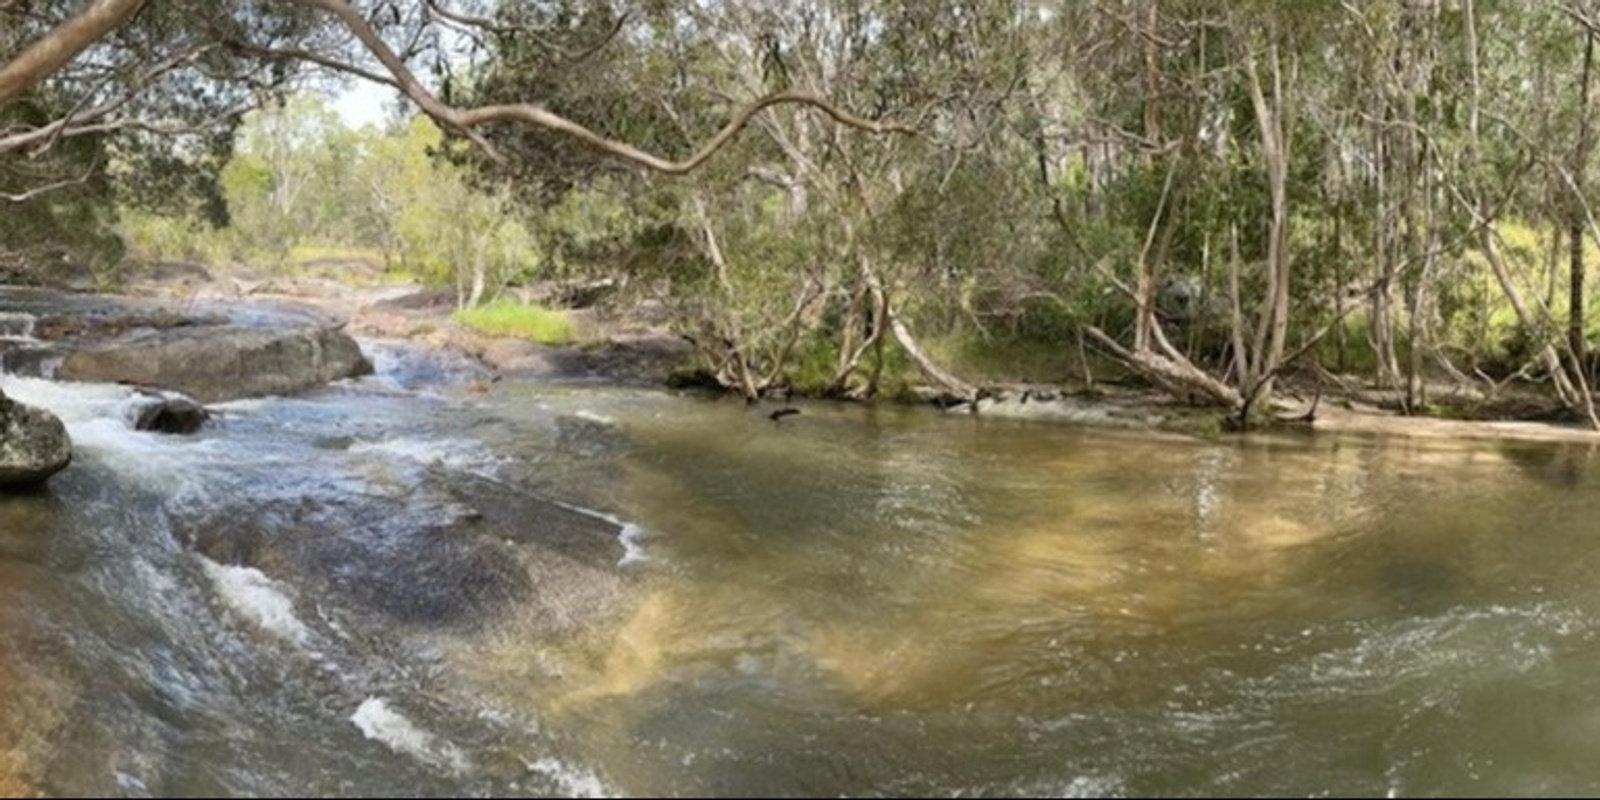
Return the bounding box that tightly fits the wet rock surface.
[127,393,209,435]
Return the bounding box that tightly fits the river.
[3,336,1600,797]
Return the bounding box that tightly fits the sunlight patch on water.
[0,594,72,799]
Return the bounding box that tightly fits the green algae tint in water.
[455,391,1600,797]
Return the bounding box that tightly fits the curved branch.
[303,0,913,173]
[454,90,914,174]
[0,0,148,105]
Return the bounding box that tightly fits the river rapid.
[4,334,1600,797]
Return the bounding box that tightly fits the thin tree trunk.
[1242,30,1292,408]
[1570,28,1595,379]
[1480,226,1585,410]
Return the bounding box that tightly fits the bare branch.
[1564,2,1600,35]
[224,42,402,93]
[0,0,148,105]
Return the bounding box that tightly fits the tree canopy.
[11,1,1600,427]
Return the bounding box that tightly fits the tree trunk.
[1241,29,1292,407]
[1480,225,1590,417]
[1570,28,1595,379]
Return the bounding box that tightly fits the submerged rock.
[128,394,209,435]
[0,394,71,486]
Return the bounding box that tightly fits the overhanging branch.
[0,0,148,105]
[302,0,914,172]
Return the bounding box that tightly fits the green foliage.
[128,98,545,303]
[1,0,327,273]
[15,0,1600,413]
[453,300,575,345]
[118,209,228,266]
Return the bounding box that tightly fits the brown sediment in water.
[0,615,35,798]
[0,564,70,799]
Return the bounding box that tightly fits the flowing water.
[4,332,1600,797]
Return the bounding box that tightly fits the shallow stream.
[4,335,1600,796]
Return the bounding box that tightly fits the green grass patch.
[454,300,575,345]
[285,244,385,264]
[924,331,1075,385]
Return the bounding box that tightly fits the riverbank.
[107,262,1600,446]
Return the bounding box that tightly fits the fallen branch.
[1084,324,1242,408]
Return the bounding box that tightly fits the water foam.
[0,373,142,424]
[0,311,37,341]
[200,559,314,647]
[529,757,611,798]
[350,697,470,774]
[348,436,507,479]
[550,499,653,567]
[617,523,649,566]
[0,374,229,493]
[573,409,615,425]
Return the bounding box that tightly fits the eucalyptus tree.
[439,0,1049,401]
[1,1,903,255]
[0,0,317,272]
[1435,0,1600,425]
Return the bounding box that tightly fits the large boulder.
[0,395,71,486]
[58,325,373,403]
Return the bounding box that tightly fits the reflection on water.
[8,360,1600,796]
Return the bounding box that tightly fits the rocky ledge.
[0,287,374,487]
[0,287,372,403]
[57,325,371,403]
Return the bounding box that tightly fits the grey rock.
[59,325,373,402]
[0,394,71,486]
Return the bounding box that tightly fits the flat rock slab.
[58,325,372,403]
[0,288,373,403]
